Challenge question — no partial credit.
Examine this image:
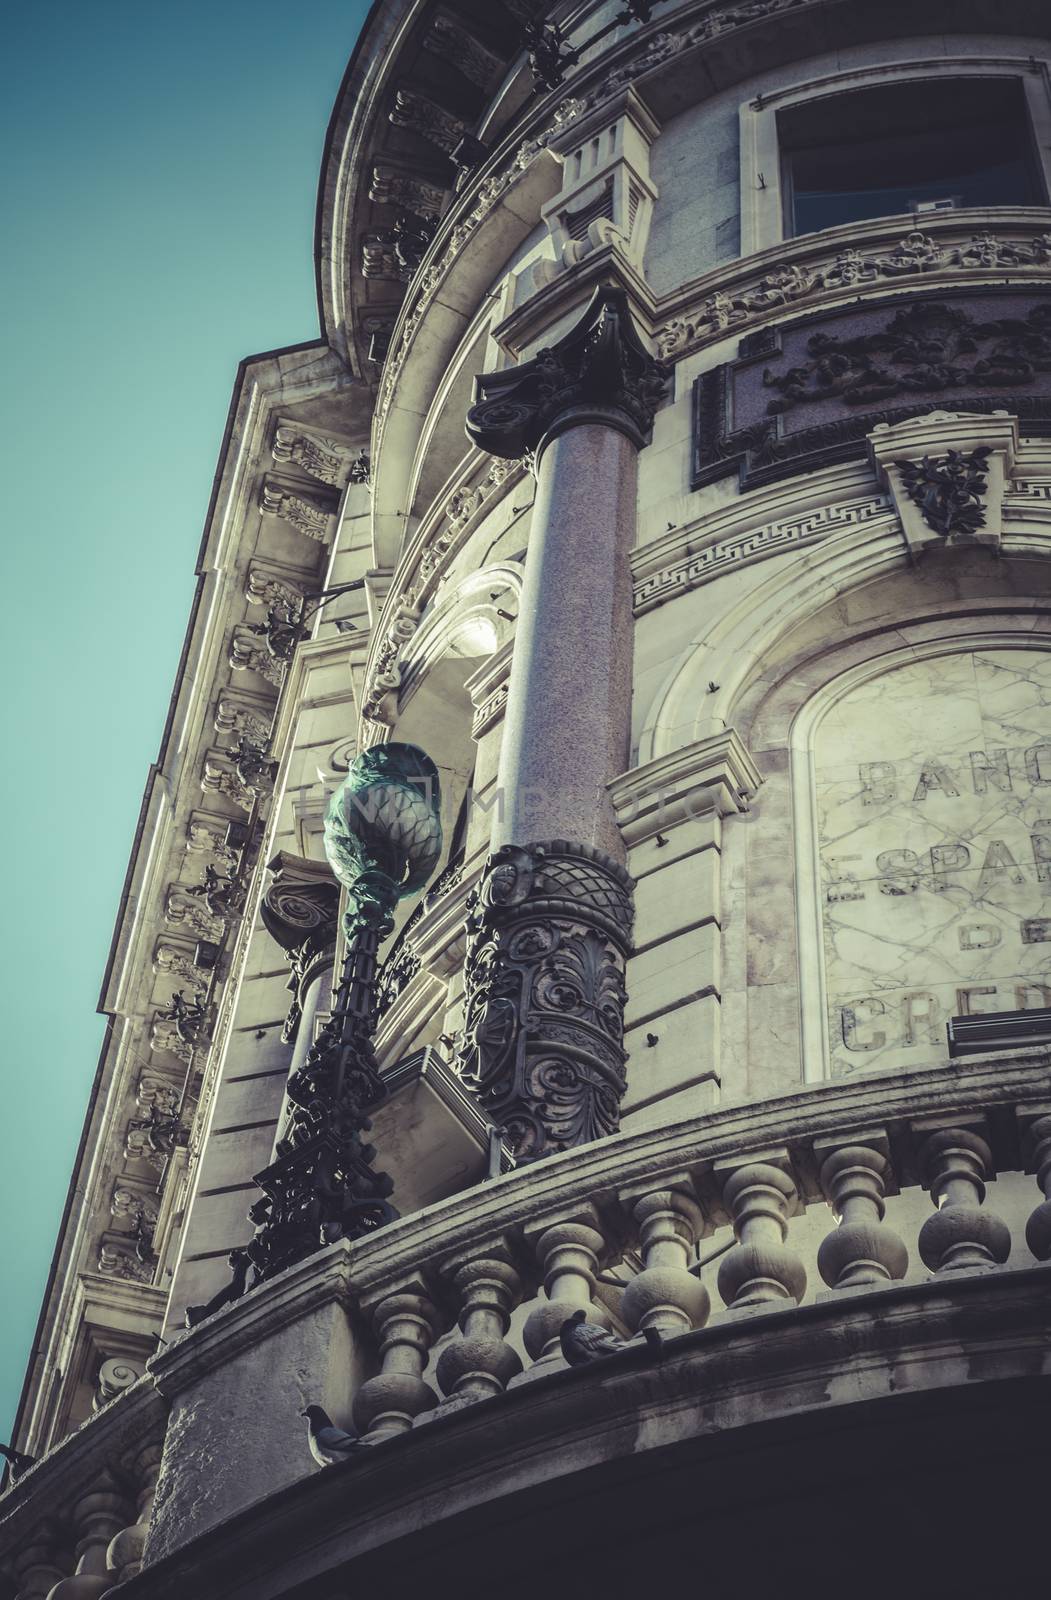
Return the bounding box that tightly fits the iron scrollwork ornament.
[185,743,441,1326]
[457,841,634,1163]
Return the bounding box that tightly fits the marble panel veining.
[813,649,1051,1077]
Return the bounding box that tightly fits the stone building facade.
[4,1,1051,1594]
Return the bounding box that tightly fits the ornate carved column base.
[457,840,634,1161]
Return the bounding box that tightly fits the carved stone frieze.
[258,478,337,543]
[659,229,1051,362]
[633,494,892,613]
[443,457,525,535]
[361,588,423,726]
[388,86,468,156]
[693,290,1051,491]
[467,285,668,458]
[457,841,635,1162]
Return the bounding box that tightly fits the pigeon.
[0,1442,36,1481]
[302,1405,363,1466]
[559,1309,662,1366]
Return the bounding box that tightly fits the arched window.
[794,644,1051,1078]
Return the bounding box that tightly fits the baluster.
[435,1247,523,1404]
[917,1126,1010,1273]
[715,1157,806,1310]
[105,1441,163,1584]
[1023,1115,1051,1261]
[11,1529,66,1600]
[619,1181,710,1335]
[816,1141,908,1290]
[520,1208,609,1375]
[351,1280,442,1440]
[45,1476,128,1597]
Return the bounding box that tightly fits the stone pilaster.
[460,286,667,1160]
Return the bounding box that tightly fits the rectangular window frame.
[739,56,1051,257]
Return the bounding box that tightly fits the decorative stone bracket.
[868,409,1019,557]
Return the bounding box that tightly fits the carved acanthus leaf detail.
[457,841,634,1162]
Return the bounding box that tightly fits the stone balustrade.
[3,1049,1050,1589]
[0,1382,166,1599]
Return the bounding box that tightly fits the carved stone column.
[105,1441,163,1584]
[45,1476,128,1598]
[11,1529,65,1600]
[520,1206,610,1376]
[715,1157,807,1310]
[351,1281,443,1440]
[816,1139,908,1291]
[435,1245,523,1404]
[1023,1114,1051,1260]
[916,1126,1011,1273]
[619,1179,710,1335]
[461,287,667,1160]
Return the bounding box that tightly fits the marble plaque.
[814,649,1051,1077]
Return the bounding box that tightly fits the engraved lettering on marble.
[814,649,1051,1077]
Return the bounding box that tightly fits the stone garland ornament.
[184,744,442,1326]
[894,447,992,539]
[466,285,669,457]
[657,229,1051,360]
[456,841,635,1162]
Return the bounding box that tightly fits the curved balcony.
[7,1048,1048,1596]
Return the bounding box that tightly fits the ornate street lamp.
[185,743,441,1325]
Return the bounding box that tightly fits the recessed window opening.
[779,77,1043,238]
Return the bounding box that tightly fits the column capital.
[465,285,668,459]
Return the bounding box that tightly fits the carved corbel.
[260,851,340,1043]
[869,409,1018,557]
[271,424,357,488]
[258,477,338,543]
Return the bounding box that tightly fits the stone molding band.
[457,840,635,1163]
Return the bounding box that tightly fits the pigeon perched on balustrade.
[559,1309,662,1367]
[302,1405,363,1466]
[0,1442,36,1481]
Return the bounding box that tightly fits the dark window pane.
[780,78,1043,238]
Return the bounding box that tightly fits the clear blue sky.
[0,0,371,1447]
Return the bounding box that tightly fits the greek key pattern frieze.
[633,495,892,613]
